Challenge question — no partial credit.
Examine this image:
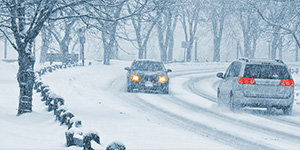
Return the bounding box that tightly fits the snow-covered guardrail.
[33,64,126,150]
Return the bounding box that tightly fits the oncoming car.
[216,58,294,115]
[125,59,172,94]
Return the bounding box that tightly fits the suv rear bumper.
[234,89,294,108]
[237,96,294,108]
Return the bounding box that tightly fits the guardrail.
[34,63,126,150]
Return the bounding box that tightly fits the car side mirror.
[124,67,131,71]
[167,69,172,73]
[217,72,224,79]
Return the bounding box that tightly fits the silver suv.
[217,58,294,115]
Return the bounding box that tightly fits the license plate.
[145,81,153,87]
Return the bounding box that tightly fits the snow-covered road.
[40,61,300,149]
[2,60,300,149]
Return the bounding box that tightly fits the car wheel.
[230,93,240,112]
[163,90,169,94]
[162,86,169,94]
[127,86,133,93]
[282,105,293,115]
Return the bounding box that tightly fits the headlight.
[130,74,140,82]
[158,75,168,83]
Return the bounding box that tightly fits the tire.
[230,93,240,112]
[127,86,133,93]
[282,105,293,115]
[161,86,169,94]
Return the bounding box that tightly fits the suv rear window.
[244,64,290,79]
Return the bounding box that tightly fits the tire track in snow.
[170,72,300,148]
[110,70,275,149]
[131,95,274,150]
[112,67,300,149]
[166,89,300,145]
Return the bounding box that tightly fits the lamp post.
[78,28,86,66]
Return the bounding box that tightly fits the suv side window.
[230,62,242,77]
[224,64,232,79]
[224,62,241,78]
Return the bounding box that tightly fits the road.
[42,61,300,149]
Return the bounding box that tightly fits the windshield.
[131,61,165,71]
[244,64,290,79]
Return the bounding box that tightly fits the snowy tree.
[156,0,180,62]
[205,0,228,62]
[40,25,51,63]
[178,0,202,62]
[76,0,148,65]
[46,13,77,64]
[126,0,159,59]
[97,0,125,65]
[0,0,86,115]
[255,0,300,60]
[235,0,262,58]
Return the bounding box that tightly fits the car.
[216,58,294,115]
[124,59,172,94]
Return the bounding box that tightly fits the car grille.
[141,75,157,82]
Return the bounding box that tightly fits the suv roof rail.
[239,58,249,62]
[275,59,284,64]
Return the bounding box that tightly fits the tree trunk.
[211,7,225,62]
[213,36,221,62]
[60,42,69,64]
[278,37,283,60]
[40,27,49,63]
[4,37,7,59]
[9,0,56,115]
[271,26,281,59]
[17,42,35,115]
[296,43,299,62]
[157,19,167,62]
[194,40,198,61]
[102,31,110,65]
[250,37,257,58]
[186,41,193,62]
[243,34,251,58]
[168,33,174,62]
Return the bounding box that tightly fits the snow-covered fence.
[65,127,83,147]
[33,63,105,150]
[83,132,100,150]
[55,105,67,121]
[106,142,126,150]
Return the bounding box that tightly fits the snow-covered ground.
[1,60,300,149]
[0,61,67,149]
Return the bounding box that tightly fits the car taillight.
[238,77,256,85]
[279,79,294,86]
